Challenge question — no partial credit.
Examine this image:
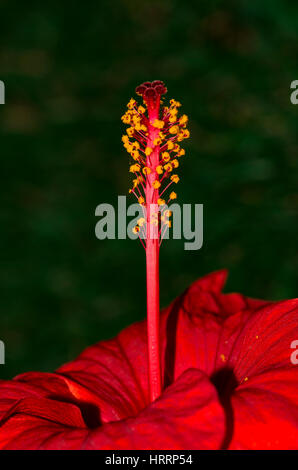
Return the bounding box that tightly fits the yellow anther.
[142,166,151,175]
[169,191,177,200]
[122,116,131,124]
[170,99,181,107]
[132,141,140,150]
[132,115,141,126]
[127,98,136,109]
[132,225,140,234]
[177,148,185,157]
[171,174,180,183]
[145,147,153,156]
[172,159,179,168]
[138,196,145,205]
[158,198,165,206]
[161,152,171,162]
[220,354,226,363]
[164,163,173,173]
[129,164,141,173]
[122,135,129,143]
[183,129,190,138]
[121,113,131,124]
[138,105,146,114]
[152,119,165,129]
[131,150,140,160]
[156,165,163,175]
[244,377,248,382]
[134,123,143,131]
[165,220,172,228]
[158,132,165,140]
[179,114,188,126]
[169,125,179,134]
[127,127,134,137]
[164,210,172,217]
[173,144,180,152]
[167,140,174,150]
[137,217,145,227]
[169,115,176,123]
[153,180,161,189]
[153,137,162,146]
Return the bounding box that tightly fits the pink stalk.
[146,97,162,402]
[122,81,189,403]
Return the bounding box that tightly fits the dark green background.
[1,0,298,378]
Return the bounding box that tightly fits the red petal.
[0,270,297,449]
[226,299,298,449]
[57,320,150,421]
[84,369,225,450]
[230,367,298,449]
[0,370,225,450]
[160,270,270,381]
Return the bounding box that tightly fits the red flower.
[0,270,298,450]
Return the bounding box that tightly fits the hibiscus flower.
[0,270,297,450]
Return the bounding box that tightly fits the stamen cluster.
[121,80,189,244]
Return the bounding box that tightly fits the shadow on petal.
[48,395,102,429]
[211,367,238,449]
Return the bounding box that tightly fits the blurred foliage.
[0,0,298,378]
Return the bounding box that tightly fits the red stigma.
[136,80,167,108]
